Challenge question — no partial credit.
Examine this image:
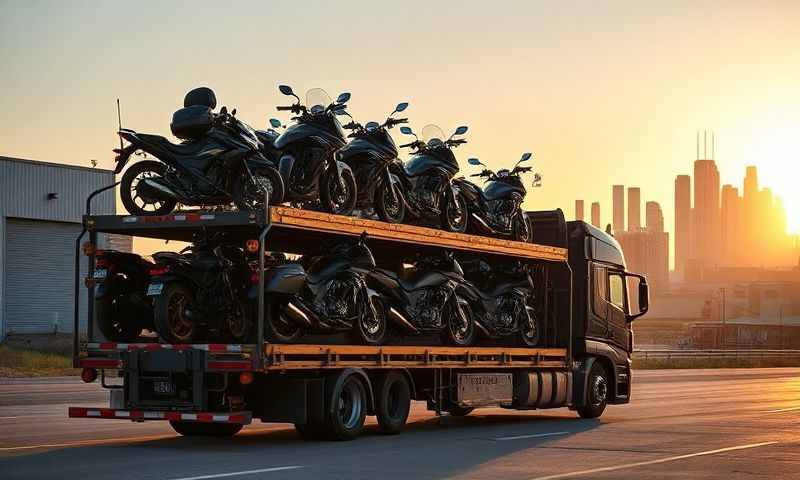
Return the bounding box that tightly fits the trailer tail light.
[250,270,260,285]
[81,368,98,383]
[82,242,96,256]
[239,372,254,385]
[149,266,170,276]
[245,239,259,253]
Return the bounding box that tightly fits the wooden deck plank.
[269,207,568,262]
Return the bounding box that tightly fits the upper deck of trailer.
[85,206,568,262]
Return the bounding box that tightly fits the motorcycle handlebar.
[399,141,417,148]
[276,106,293,111]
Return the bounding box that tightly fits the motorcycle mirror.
[453,126,468,136]
[520,152,532,162]
[394,102,409,113]
[220,106,228,115]
[278,85,294,96]
[467,158,482,166]
[336,92,351,104]
[231,108,237,116]
[333,106,350,116]
[400,126,414,135]
[269,118,282,128]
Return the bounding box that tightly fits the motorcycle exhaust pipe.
[474,319,492,338]
[139,178,178,202]
[469,213,494,234]
[284,301,313,328]
[388,307,419,333]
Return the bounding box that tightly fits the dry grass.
[634,357,800,370]
[0,344,77,377]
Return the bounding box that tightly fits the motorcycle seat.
[137,133,216,158]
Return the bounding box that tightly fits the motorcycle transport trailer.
[69,189,648,440]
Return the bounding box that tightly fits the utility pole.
[720,287,727,348]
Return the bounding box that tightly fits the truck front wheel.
[577,362,609,419]
[170,421,243,437]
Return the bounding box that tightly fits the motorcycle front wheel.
[440,193,468,233]
[233,166,285,211]
[519,312,540,347]
[96,296,142,342]
[320,167,357,216]
[120,161,178,216]
[375,181,406,224]
[265,303,302,343]
[513,213,532,243]
[442,298,476,346]
[353,296,388,345]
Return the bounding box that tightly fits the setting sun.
[743,125,800,234]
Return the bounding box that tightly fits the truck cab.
[528,210,649,412]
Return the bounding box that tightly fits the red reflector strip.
[79,358,122,368]
[69,407,252,424]
[208,361,252,371]
[87,343,247,352]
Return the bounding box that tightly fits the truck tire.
[170,421,242,437]
[577,362,609,419]
[294,421,326,440]
[320,372,368,441]
[374,372,411,434]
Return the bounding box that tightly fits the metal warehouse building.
[0,156,120,340]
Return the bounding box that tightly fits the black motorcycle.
[366,251,476,346]
[454,153,541,243]
[272,85,358,215]
[93,249,155,342]
[116,87,284,216]
[377,124,470,232]
[337,102,409,215]
[262,233,387,345]
[457,258,540,346]
[147,233,252,344]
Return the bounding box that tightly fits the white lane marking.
[167,466,304,480]
[0,416,18,420]
[495,431,569,441]
[764,406,800,413]
[528,441,778,480]
[0,434,173,451]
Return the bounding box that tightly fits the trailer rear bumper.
[68,407,252,424]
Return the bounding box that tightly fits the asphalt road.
[1,368,799,479]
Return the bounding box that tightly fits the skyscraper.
[591,202,601,228]
[692,159,721,268]
[612,185,625,233]
[674,175,691,275]
[645,201,664,232]
[575,200,584,221]
[627,187,641,231]
[721,184,741,263]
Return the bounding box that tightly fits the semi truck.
[69,199,649,441]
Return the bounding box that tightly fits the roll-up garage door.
[5,219,88,334]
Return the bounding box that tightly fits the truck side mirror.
[625,274,649,321]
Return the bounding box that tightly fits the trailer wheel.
[577,362,608,419]
[447,405,474,417]
[170,421,242,437]
[294,421,326,440]
[321,372,368,441]
[374,372,411,434]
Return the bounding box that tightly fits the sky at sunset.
[2,0,799,257]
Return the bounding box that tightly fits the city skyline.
[2,1,800,255]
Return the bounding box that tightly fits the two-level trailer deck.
[69,202,648,440]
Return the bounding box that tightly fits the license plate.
[153,381,175,395]
[146,283,164,296]
[93,269,108,280]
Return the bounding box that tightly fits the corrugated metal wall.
[1,157,116,339]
